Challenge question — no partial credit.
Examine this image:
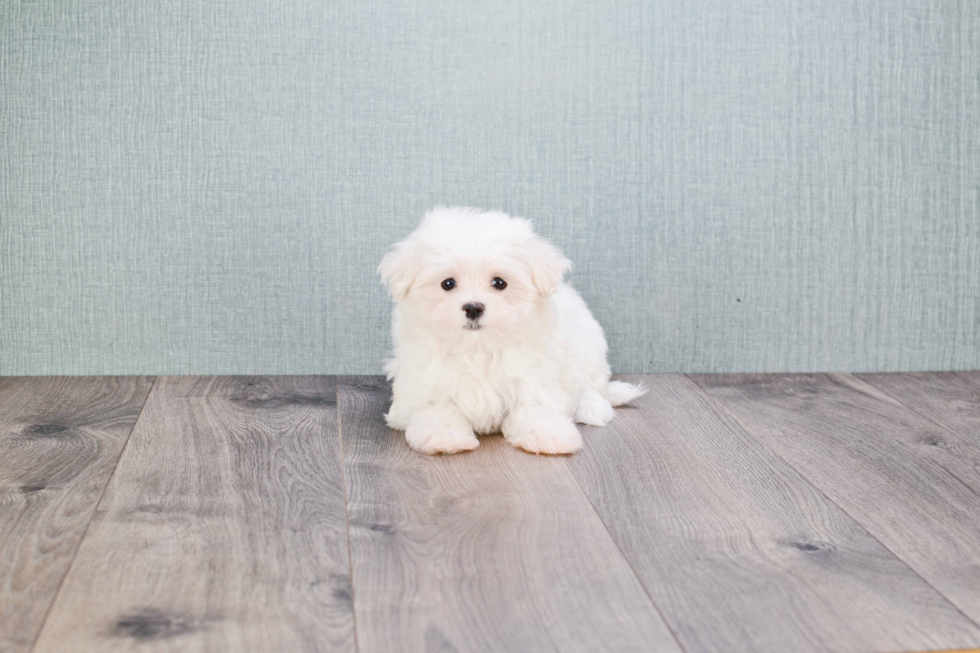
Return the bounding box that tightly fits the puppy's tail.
[606,380,647,407]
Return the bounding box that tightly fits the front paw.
[405,414,479,455]
[504,412,583,455]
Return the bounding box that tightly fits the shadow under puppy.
[379,206,645,455]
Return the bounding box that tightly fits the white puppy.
[378,206,645,455]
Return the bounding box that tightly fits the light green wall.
[1,0,978,374]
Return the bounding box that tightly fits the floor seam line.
[336,375,361,653]
[26,375,159,653]
[851,372,980,452]
[683,373,980,635]
[563,384,691,653]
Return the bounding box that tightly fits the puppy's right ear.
[378,239,422,302]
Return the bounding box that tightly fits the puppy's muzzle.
[463,302,484,321]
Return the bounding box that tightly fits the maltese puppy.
[378,206,645,455]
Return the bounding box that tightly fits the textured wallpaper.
[1,0,978,375]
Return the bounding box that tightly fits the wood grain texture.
[692,372,980,631]
[338,376,682,653]
[898,649,980,653]
[0,376,153,653]
[566,374,980,653]
[896,649,980,653]
[857,372,980,442]
[32,376,355,653]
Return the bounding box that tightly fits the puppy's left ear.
[521,235,572,296]
[378,240,423,302]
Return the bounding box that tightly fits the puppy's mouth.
[463,321,483,331]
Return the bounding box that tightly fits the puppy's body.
[380,207,644,454]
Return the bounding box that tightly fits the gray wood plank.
[0,376,153,653]
[32,376,355,653]
[692,372,980,632]
[857,372,980,443]
[339,376,682,653]
[567,374,980,653]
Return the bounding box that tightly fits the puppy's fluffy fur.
[379,206,645,455]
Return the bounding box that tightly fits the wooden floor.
[1,374,980,653]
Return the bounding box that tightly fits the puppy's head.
[378,206,571,341]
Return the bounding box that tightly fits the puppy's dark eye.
[491,277,507,290]
[441,278,456,291]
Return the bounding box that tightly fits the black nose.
[463,302,484,320]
